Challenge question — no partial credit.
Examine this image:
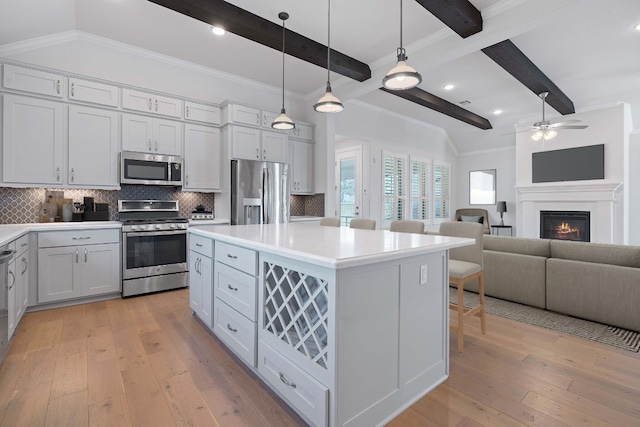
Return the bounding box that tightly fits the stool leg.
[478,273,486,334]
[457,281,464,352]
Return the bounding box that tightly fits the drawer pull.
[227,254,238,259]
[227,284,238,292]
[279,372,297,389]
[72,237,91,240]
[20,243,27,247]
[226,323,238,333]
[195,243,203,247]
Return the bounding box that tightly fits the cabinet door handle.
[56,80,60,94]
[21,257,28,275]
[8,270,15,290]
[148,98,152,110]
[263,149,267,160]
[71,82,75,97]
[186,105,189,117]
[185,175,189,186]
[155,99,158,111]
[155,140,158,151]
[256,148,260,159]
[227,284,238,292]
[226,323,238,333]
[75,249,79,263]
[84,249,88,263]
[56,167,60,181]
[70,168,74,182]
[226,254,238,260]
[279,372,297,389]
[72,237,91,240]
[256,113,260,125]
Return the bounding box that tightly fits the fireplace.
[540,211,590,242]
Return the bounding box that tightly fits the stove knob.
[131,225,138,231]
[170,224,176,229]
[155,224,162,230]
[139,225,146,230]
[181,224,187,229]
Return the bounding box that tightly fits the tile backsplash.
[0,186,214,223]
[290,194,325,217]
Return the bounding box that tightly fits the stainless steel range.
[119,200,188,297]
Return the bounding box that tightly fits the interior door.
[335,147,363,227]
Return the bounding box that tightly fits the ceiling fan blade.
[549,119,582,128]
[503,129,535,136]
[554,124,589,129]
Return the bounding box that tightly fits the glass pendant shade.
[314,82,344,113]
[382,53,422,90]
[272,109,295,130]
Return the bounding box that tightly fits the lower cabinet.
[189,234,213,327]
[8,234,30,339]
[37,229,120,303]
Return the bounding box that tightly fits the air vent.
[458,100,471,105]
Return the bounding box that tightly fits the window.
[410,157,430,221]
[433,161,451,220]
[382,151,407,226]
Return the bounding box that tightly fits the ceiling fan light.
[382,60,422,90]
[544,129,557,140]
[272,109,295,130]
[531,131,543,141]
[314,83,344,113]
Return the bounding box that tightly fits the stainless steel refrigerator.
[231,159,290,225]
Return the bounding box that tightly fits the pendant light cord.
[281,17,286,108]
[400,0,403,50]
[327,0,331,84]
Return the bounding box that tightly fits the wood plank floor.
[1,288,639,426]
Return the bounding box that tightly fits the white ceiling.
[2,0,640,153]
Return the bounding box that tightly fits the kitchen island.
[188,222,473,427]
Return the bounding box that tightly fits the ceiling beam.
[380,87,492,130]
[481,39,575,115]
[146,0,371,82]
[414,0,483,38]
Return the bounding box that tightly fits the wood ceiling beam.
[414,0,483,38]
[146,0,371,82]
[380,87,492,130]
[482,40,575,115]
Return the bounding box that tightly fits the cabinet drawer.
[190,234,213,257]
[69,78,119,107]
[38,229,120,248]
[258,340,328,427]
[14,234,29,257]
[215,261,257,321]
[213,299,256,367]
[215,241,257,275]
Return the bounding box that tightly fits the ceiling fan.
[526,92,589,141]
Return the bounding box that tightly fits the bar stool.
[349,219,376,230]
[319,217,341,227]
[390,220,425,234]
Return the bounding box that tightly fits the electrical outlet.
[420,265,428,285]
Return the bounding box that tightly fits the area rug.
[449,288,640,353]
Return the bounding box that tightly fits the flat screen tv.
[532,144,604,183]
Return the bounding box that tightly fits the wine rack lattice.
[263,262,329,369]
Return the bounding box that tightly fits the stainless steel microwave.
[120,151,183,186]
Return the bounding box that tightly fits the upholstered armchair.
[454,208,490,234]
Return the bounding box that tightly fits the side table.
[491,225,513,236]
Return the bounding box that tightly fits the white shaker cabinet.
[122,88,182,118]
[38,229,120,303]
[3,64,63,98]
[229,125,287,163]
[122,113,182,156]
[184,101,220,125]
[261,130,288,163]
[184,124,221,192]
[68,78,119,107]
[189,234,213,327]
[2,94,64,185]
[68,105,119,188]
[288,139,314,194]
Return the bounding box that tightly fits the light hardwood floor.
[1,288,639,426]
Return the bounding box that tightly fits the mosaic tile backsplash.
[0,185,215,223]
[290,194,325,217]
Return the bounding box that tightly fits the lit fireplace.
[540,211,590,242]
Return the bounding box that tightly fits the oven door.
[123,230,187,279]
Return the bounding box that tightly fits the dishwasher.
[0,246,15,366]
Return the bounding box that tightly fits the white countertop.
[290,216,322,222]
[189,222,474,269]
[188,219,230,226]
[0,221,121,247]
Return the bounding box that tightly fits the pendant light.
[272,12,295,130]
[382,0,422,90]
[314,0,344,113]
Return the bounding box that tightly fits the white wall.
[457,146,516,233]
[630,131,640,245]
[334,102,457,229]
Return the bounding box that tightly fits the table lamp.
[497,201,507,226]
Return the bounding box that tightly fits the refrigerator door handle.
[262,166,268,224]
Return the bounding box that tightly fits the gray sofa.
[480,235,640,332]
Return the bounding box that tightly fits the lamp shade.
[497,201,507,213]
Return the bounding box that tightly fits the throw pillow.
[460,215,483,223]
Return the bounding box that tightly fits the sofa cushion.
[484,235,551,258]
[483,251,547,309]
[550,240,640,268]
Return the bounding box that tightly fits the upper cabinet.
[185,101,220,125]
[68,105,119,188]
[122,113,182,156]
[224,103,283,131]
[68,78,119,107]
[228,125,287,163]
[122,88,182,118]
[289,122,314,142]
[184,123,221,192]
[2,94,64,185]
[3,64,63,98]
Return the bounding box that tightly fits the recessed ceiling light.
[210,26,226,36]
[634,23,640,31]
[493,109,503,115]
[443,83,455,90]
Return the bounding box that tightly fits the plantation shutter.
[382,151,407,226]
[434,161,451,220]
[410,158,430,221]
